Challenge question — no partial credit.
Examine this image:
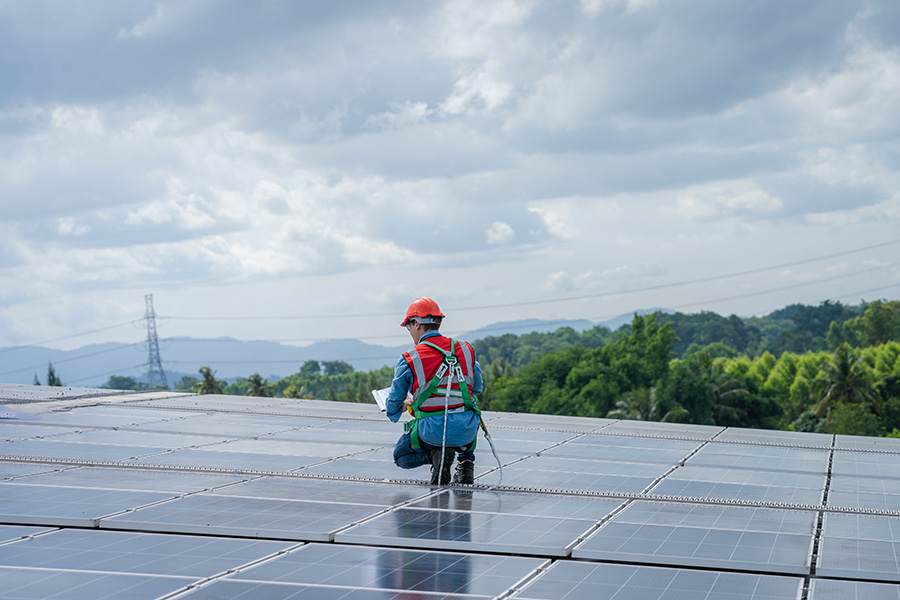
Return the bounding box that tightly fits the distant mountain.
[595,307,674,331]
[0,310,676,388]
[460,318,596,339]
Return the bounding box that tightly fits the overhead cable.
[162,238,900,320]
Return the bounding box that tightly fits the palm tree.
[709,361,749,425]
[607,387,688,422]
[193,366,223,395]
[246,373,269,397]
[813,344,880,428]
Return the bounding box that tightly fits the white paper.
[371,387,390,412]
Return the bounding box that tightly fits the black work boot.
[429,447,454,485]
[453,459,475,484]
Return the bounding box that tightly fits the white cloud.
[117,0,212,40]
[486,221,515,244]
[56,218,90,236]
[528,203,578,240]
[125,192,217,230]
[365,101,432,130]
[675,183,782,221]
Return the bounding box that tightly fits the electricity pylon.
[144,294,168,389]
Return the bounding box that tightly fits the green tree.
[175,375,200,392]
[322,361,354,376]
[281,384,309,399]
[46,362,63,387]
[606,387,688,422]
[246,373,269,397]
[193,366,223,395]
[848,300,900,346]
[299,360,321,377]
[101,375,145,391]
[813,344,880,430]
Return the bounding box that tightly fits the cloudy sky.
[1,0,899,352]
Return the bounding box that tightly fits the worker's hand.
[404,394,414,415]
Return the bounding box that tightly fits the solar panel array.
[1,382,899,598]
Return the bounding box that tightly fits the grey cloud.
[0,1,425,107]
[760,176,887,218]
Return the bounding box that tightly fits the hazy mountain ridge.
[0,311,663,387]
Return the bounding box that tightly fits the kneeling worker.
[386,297,482,485]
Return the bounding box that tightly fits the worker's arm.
[385,356,413,422]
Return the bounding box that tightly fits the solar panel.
[0,439,168,461]
[650,478,824,505]
[0,482,173,527]
[219,542,546,597]
[498,468,657,493]
[0,423,80,440]
[0,528,294,577]
[16,466,248,493]
[809,578,900,600]
[0,524,55,544]
[573,501,816,574]
[211,476,430,506]
[510,455,672,478]
[0,461,66,479]
[0,567,193,600]
[667,465,826,489]
[4,388,900,598]
[101,494,387,541]
[126,448,332,471]
[539,442,693,464]
[405,489,623,520]
[513,560,803,600]
[576,434,704,451]
[817,513,900,582]
[337,506,596,556]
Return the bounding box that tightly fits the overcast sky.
[1,0,899,352]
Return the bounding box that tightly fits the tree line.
[479,300,900,437]
[90,299,900,437]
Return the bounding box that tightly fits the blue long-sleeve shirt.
[386,330,482,447]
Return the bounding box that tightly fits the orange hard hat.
[401,297,445,326]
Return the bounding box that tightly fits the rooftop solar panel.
[512,560,803,600]
[337,506,595,557]
[576,433,704,451]
[0,524,55,543]
[126,448,332,471]
[0,528,294,577]
[15,466,248,493]
[101,493,387,541]
[818,513,900,582]
[0,481,173,527]
[650,478,824,505]
[0,439,168,461]
[539,442,693,464]
[220,542,546,597]
[3,388,900,598]
[809,578,900,600]
[406,489,624,520]
[0,567,195,600]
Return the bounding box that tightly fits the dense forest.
[99,300,900,437]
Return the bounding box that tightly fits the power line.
[66,364,148,385]
[0,343,144,377]
[161,237,900,320]
[666,261,900,311]
[0,320,143,354]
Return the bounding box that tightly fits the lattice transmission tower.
[144,294,169,389]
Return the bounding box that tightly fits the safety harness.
[403,338,504,486]
[404,339,480,451]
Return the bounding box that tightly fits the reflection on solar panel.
[1,382,899,598]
